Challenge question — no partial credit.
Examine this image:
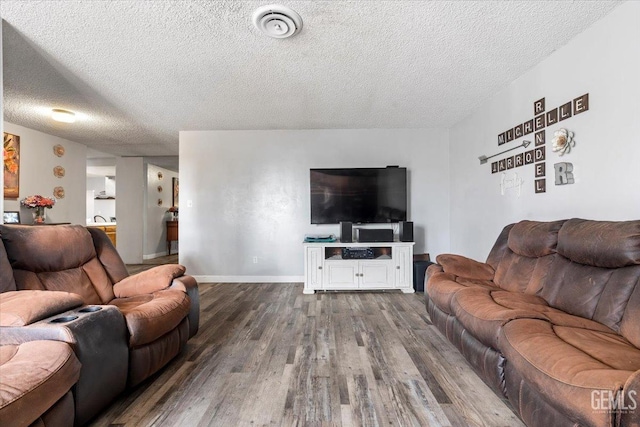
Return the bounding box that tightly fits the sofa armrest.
[170,275,200,338]
[0,290,83,326]
[0,305,129,425]
[621,369,640,426]
[435,254,495,280]
[113,264,186,298]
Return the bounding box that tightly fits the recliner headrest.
[0,225,96,273]
[507,220,565,258]
[557,218,640,268]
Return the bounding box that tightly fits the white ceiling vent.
[252,5,303,39]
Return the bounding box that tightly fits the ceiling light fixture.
[51,108,76,123]
[253,4,303,39]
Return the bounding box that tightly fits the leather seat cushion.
[0,341,80,427]
[452,287,549,349]
[427,268,497,315]
[110,289,191,347]
[500,319,640,427]
[435,254,495,280]
[453,288,617,349]
[0,290,83,326]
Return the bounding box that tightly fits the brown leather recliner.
[0,224,200,425]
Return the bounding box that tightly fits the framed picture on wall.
[172,177,179,207]
[3,133,20,199]
[3,211,20,224]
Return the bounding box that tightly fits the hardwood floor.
[126,254,179,274]
[90,284,523,427]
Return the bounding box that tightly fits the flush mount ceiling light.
[252,4,303,39]
[51,108,76,123]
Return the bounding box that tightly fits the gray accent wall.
[179,129,450,281]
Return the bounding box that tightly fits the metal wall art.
[53,186,65,199]
[552,129,575,156]
[53,144,65,157]
[53,165,65,178]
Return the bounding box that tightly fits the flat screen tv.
[310,167,407,224]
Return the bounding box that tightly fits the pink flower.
[21,195,56,209]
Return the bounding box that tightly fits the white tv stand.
[303,240,415,294]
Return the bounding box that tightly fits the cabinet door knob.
[318,266,322,270]
[396,266,401,269]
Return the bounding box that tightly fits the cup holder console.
[50,315,79,323]
[47,307,104,324]
[78,306,103,313]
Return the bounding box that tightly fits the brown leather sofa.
[0,224,200,425]
[426,218,640,427]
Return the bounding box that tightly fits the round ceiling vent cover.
[253,4,303,39]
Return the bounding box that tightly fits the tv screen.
[310,167,407,224]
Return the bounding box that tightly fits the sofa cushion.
[2,225,116,304]
[500,319,640,427]
[493,251,556,295]
[86,227,129,284]
[0,290,83,326]
[113,264,186,298]
[1,225,95,272]
[426,266,496,315]
[435,254,495,280]
[35,267,104,305]
[0,341,81,427]
[507,220,565,258]
[539,255,640,331]
[558,218,640,268]
[488,220,564,295]
[110,289,191,347]
[452,287,549,349]
[486,223,515,271]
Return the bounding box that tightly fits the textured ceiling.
[1,1,622,158]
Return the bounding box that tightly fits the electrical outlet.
[252,256,258,264]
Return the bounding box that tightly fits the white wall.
[144,164,178,259]
[180,129,449,281]
[449,1,640,260]
[3,122,87,225]
[116,157,144,263]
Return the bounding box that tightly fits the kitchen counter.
[86,221,117,227]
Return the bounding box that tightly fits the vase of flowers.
[21,195,56,224]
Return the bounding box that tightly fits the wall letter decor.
[554,162,575,185]
[486,93,588,195]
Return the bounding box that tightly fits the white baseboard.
[143,251,168,260]
[192,275,304,283]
